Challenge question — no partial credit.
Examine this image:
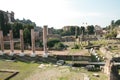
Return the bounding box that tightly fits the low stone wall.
[0,54,91,63]
[56,55,91,61]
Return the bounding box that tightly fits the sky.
[0,0,120,29]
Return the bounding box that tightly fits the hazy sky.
[0,0,120,28]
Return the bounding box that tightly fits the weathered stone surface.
[31,29,36,57]
[19,30,24,56]
[43,25,48,57]
[0,30,4,55]
[9,30,14,56]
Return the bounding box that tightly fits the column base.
[19,52,25,56]
[0,51,4,55]
[9,52,14,56]
[42,53,49,58]
[30,53,36,57]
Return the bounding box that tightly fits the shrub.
[35,40,43,48]
[72,44,79,49]
[105,30,117,38]
[54,42,65,50]
[47,38,60,49]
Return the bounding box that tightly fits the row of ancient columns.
[0,26,48,57]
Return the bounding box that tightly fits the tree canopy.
[115,19,120,26]
[87,25,95,35]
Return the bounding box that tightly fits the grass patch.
[69,49,90,56]
[88,72,108,80]
[0,72,13,80]
[0,60,39,80]
[0,70,19,80]
[59,76,68,80]
[70,49,81,53]
[70,67,108,80]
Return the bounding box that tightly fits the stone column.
[30,29,36,57]
[19,30,24,56]
[0,30,4,55]
[43,25,48,57]
[9,30,14,56]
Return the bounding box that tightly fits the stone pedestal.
[9,30,14,56]
[30,52,36,57]
[0,30,4,55]
[30,29,36,57]
[43,25,48,57]
[19,30,25,56]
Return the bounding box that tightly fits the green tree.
[53,29,64,35]
[75,26,81,38]
[72,44,79,49]
[81,26,85,35]
[61,30,71,36]
[77,26,81,35]
[105,29,117,38]
[5,23,12,35]
[111,20,115,26]
[70,26,75,35]
[115,19,120,26]
[0,11,9,36]
[56,29,63,34]
[87,25,95,35]
[16,18,36,27]
[23,28,31,47]
[12,22,23,38]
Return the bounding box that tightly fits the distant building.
[34,27,61,41]
[63,26,71,31]
[63,26,79,31]
[94,25,103,36]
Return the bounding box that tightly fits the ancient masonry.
[104,60,119,80]
[31,29,36,57]
[100,47,119,80]
[19,30,24,56]
[0,26,48,57]
[43,25,48,57]
[0,30,4,55]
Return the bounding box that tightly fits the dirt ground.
[25,64,84,80]
[3,49,89,56]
